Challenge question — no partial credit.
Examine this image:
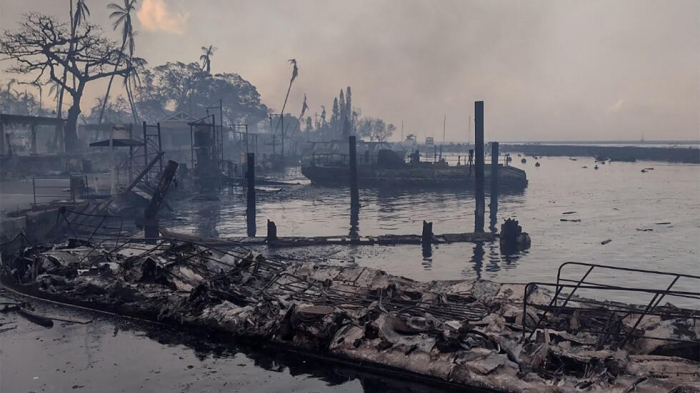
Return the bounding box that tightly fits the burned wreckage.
[1,231,698,392]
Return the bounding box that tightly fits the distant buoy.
[521,158,527,164]
[535,162,540,167]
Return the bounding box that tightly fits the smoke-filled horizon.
[1,0,698,142]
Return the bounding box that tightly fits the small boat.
[302,149,528,190]
[594,165,599,170]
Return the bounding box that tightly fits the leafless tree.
[0,13,131,152]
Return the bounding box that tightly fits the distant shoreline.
[406,142,700,163]
[499,144,700,163]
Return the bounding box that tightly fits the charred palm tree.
[98,0,137,124]
[200,45,217,74]
[276,59,298,158]
[124,56,147,124]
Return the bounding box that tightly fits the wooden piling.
[349,136,360,238]
[421,221,433,244]
[474,101,485,233]
[267,219,277,242]
[349,136,359,207]
[489,142,499,233]
[246,153,256,237]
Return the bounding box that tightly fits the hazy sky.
[1,0,698,141]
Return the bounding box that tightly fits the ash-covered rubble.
[1,238,698,392]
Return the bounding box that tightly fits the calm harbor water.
[3,156,698,392]
[167,156,700,304]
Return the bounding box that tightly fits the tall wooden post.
[349,136,360,238]
[489,142,499,233]
[30,124,37,155]
[349,136,359,206]
[246,153,256,237]
[474,101,485,233]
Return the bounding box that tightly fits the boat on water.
[302,149,528,189]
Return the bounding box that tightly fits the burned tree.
[0,13,131,152]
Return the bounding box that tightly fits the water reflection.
[421,242,433,270]
[470,242,485,279]
[137,319,456,393]
[194,197,221,238]
[350,201,360,238]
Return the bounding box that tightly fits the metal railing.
[522,262,700,349]
[31,176,88,206]
[57,208,124,244]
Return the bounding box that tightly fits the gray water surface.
[167,156,700,304]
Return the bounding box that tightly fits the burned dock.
[1,234,698,392]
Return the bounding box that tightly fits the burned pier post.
[246,153,256,237]
[474,101,485,233]
[421,220,433,244]
[349,136,360,238]
[489,142,499,233]
[267,219,277,242]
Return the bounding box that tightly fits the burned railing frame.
[57,208,124,244]
[522,262,700,348]
[31,177,88,206]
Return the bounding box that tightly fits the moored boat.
[302,150,528,189]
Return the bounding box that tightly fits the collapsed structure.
[1,235,698,392]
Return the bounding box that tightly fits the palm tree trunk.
[97,43,126,124]
[125,77,139,124]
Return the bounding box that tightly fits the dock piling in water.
[349,136,359,205]
[267,219,277,241]
[490,142,499,233]
[474,101,485,233]
[348,136,360,238]
[421,221,433,244]
[349,136,360,238]
[246,153,256,237]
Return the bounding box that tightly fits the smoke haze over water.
[1,0,698,141]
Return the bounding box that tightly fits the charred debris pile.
[1,235,698,392]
